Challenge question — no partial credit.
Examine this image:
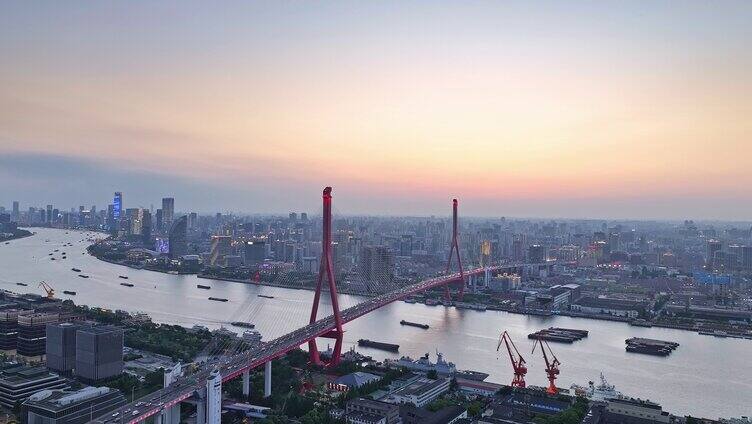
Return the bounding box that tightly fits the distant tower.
[113,192,122,221]
[162,197,175,229]
[206,369,222,424]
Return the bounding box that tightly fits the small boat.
[50,258,56,261]
[71,268,82,272]
[257,294,274,299]
[400,320,429,329]
[54,249,59,252]
[231,321,255,329]
[120,282,134,287]
[197,284,211,289]
[209,297,229,302]
[16,283,28,287]
[63,290,76,295]
[78,274,89,279]
[118,275,129,279]
[48,253,53,256]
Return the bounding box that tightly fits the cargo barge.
[625,337,679,356]
[209,297,229,302]
[231,321,255,329]
[16,283,28,286]
[197,284,211,289]
[358,339,399,352]
[400,320,429,329]
[71,268,82,272]
[78,274,89,279]
[118,275,129,279]
[120,282,134,287]
[528,327,588,343]
[257,294,274,299]
[63,290,76,295]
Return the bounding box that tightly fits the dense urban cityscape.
[0,189,750,424]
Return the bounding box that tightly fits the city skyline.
[2,1,752,220]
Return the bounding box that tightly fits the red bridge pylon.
[308,187,344,367]
[444,198,466,301]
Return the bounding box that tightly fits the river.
[0,228,749,418]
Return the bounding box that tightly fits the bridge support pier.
[242,369,250,398]
[264,361,272,397]
[196,393,206,424]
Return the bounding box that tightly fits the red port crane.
[532,336,561,395]
[496,331,527,388]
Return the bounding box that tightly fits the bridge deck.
[92,266,509,423]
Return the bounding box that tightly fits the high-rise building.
[742,246,752,271]
[155,208,163,233]
[18,313,59,361]
[112,192,122,222]
[46,323,81,376]
[209,236,232,266]
[528,244,546,263]
[75,326,123,383]
[46,205,53,224]
[161,198,175,230]
[168,216,188,259]
[11,201,19,223]
[188,212,198,230]
[25,386,127,424]
[707,239,722,269]
[243,241,266,264]
[0,309,32,354]
[358,246,395,293]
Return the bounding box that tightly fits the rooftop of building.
[335,372,381,388]
[0,364,62,385]
[76,325,123,335]
[24,386,117,411]
[392,377,450,397]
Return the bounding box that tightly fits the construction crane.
[496,331,527,388]
[532,336,561,395]
[38,281,55,299]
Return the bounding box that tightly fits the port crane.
[532,336,561,395]
[38,281,55,299]
[496,331,527,388]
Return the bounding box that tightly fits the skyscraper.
[168,215,188,259]
[11,201,19,223]
[75,326,124,383]
[162,197,174,229]
[113,192,122,221]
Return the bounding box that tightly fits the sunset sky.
[1,1,751,219]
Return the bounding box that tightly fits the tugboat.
[78,274,89,279]
[120,282,134,287]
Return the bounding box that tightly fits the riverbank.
[0,228,34,243]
